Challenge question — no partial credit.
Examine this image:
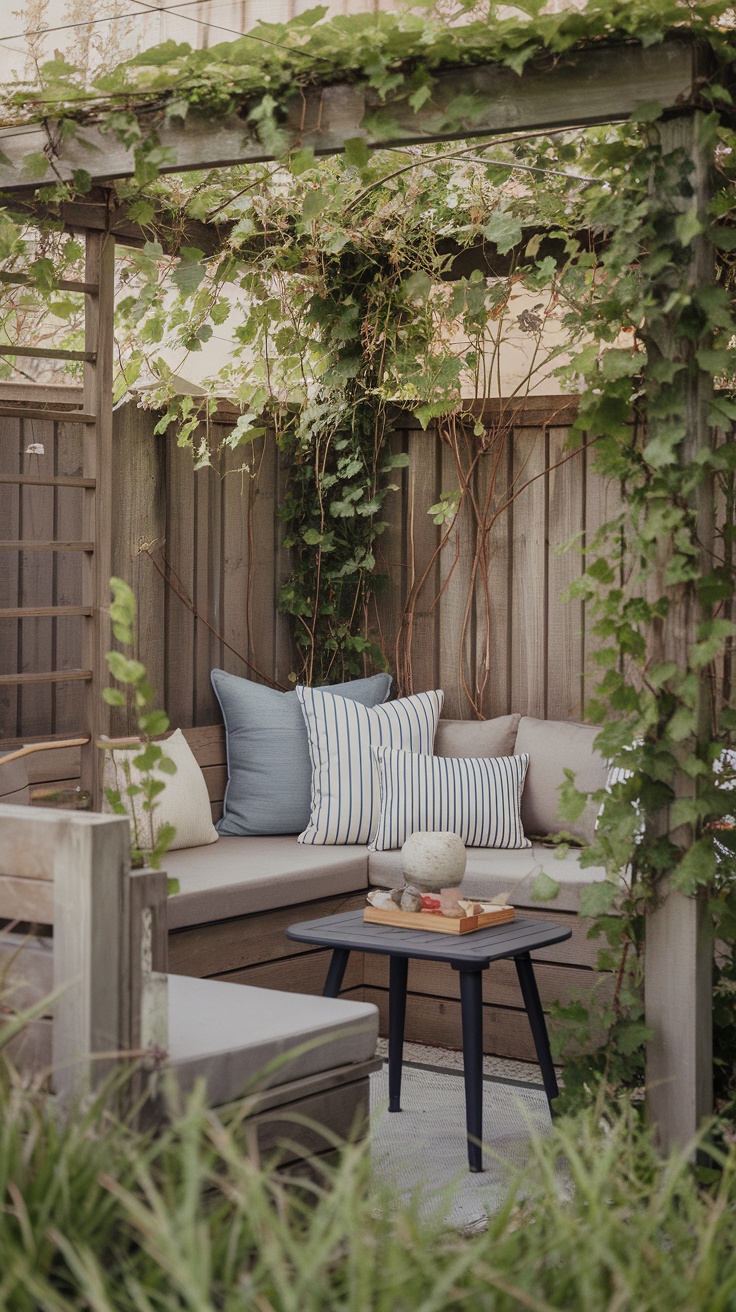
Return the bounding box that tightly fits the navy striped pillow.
[369,746,531,851]
[297,686,444,845]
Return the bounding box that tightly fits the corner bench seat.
[1,715,616,1065]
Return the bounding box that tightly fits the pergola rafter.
[0,24,726,1154]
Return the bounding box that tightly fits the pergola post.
[80,231,115,806]
[645,889,713,1148]
[644,113,715,1152]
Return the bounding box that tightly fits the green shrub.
[101,577,177,872]
[1,1057,736,1312]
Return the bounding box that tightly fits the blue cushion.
[211,669,392,836]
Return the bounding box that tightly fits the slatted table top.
[286,908,571,966]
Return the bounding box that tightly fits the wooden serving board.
[363,905,515,935]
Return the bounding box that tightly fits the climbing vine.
[0,0,735,1117]
[541,108,736,1115]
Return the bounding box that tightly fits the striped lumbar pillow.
[297,686,444,845]
[369,745,531,852]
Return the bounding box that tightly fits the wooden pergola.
[0,32,722,1150]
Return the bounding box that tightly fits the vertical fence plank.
[111,405,167,732]
[510,427,547,717]
[220,441,252,681]
[0,416,20,738]
[399,428,440,696]
[546,428,586,721]
[438,433,475,719]
[583,432,622,702]
[374,425,408,688]
[469,427,511,718]
[164,439,197,728]
[250,433,280,681]
[475,427,513,719]
[273,437,294,686]
[193,458,221,724]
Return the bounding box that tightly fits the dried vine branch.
[142,542,287,692]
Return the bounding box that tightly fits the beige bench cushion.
[166,974,378,1103]
[166,835,368,929]
[434,714,520,759]
[367,843,607,914]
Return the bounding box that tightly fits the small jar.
[400,831,467,894]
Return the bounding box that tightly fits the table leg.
[456,966,485,1173]
[323,948,350,998]
[388,955,408,1112]
[514,952,559,1112]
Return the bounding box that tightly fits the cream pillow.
[103,727,218,851]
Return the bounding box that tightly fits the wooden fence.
[375,397,619,723]
[1,391,620,747]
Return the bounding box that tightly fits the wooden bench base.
[237,1059,381,1167]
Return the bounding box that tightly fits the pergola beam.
[0,37,711,192]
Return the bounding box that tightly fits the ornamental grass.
[1,1044,736,1312]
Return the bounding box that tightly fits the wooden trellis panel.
[0,398,86,741]
[0,232,114,803]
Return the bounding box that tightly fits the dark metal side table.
[286,908,571,1173]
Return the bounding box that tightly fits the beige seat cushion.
[103,728,218,851]
[367,843,607,914]
[166,974,378,1103]
[515,717,608,845]
[434,714,520,759]
[166,835,368,929]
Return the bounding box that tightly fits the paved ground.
[374,1036,561,1086]
[369,1059,553,1231]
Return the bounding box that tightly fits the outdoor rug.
[369,1062,551,1232]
